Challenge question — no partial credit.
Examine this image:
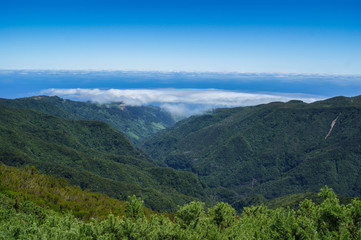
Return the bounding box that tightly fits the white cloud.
[40,88,324,116]
[160,103,215,117]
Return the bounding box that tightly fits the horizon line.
[1,69,361,77]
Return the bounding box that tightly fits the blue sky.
[1,0,361,74]
[1,1,361,115]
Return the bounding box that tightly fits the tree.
[208,202,236,229]
[125,195,144,219]
[176,201,205,228]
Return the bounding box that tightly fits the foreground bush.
[1,186,360,239]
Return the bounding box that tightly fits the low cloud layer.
[40,88,323,116]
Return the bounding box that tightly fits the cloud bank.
[40,88,324,116]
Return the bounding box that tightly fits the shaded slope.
[142,95,361,204]
[0,96,175,143]
[0,103,209,211]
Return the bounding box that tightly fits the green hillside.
[0,96,175,143]
[1,184,360,239]
[142,95,361,205]
[0,103,209,212]
[0,163,135,220]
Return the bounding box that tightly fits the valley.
[2,0,360,237]
[141,96,361,208]
[0,96,175,144]
[1,95,361,238]
[0,100,209,212]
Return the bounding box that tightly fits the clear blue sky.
[1,0,361,74]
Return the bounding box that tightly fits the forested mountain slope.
[0,103,209,211]
[142,95,361,205]
[0,163,134,220]
[0,96,175,143]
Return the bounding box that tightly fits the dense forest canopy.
[1,95,361,239]
[0,96,176,144]
[0,102,209,212]
[142,96,361,206]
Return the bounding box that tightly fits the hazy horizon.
[1,70,360,116]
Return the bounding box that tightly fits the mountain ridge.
[0,102,209,211]
[0,95,175,143]
[141,95,361,206]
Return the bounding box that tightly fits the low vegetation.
[0,163,131,221]
[1,184,360,239]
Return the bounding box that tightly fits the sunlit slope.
[0,103,209,211]
[142,96,361,203]
[0,163,133,220]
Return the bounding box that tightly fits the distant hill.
[0,96,175,143]
[0,103,209,211]
[141,95,361,205]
